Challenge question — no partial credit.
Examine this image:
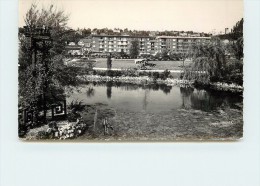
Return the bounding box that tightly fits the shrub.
[160,69,171,80]
[151,72,160,80]
[68,100,85,112]
[124,68,138,77]
[95,70,106,76]
[67,100,85,122]
[36,131,50,139]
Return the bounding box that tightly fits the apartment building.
[156,36,211,53]
[69,35,211,56]
[91,35,152,54]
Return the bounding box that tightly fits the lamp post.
[23,25,52,123]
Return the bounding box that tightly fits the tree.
[161,49,169,60]
[227,37,243,60]
[107,53,112,69]
[19,3,81,125]
[129,40,139,59]
[227,18,244,60]
[183,38,226,83]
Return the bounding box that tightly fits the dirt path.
[93,67,183,73]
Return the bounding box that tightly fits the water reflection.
[180,86,242,111]
[142,89,149,111]
[68,82,242,113]
[89,81,172,96]
[106,82,112,99]
[86,87,95,98]
[180,87,194,109]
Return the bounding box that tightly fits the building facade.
[156,36,211,54]
[66,35,211,56]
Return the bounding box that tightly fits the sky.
[19,0,243,33]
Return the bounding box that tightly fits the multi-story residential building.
[66,34,211,56]
[156,36,211,54]
[91,34,152,54]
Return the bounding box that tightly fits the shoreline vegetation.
[79,73,243,93]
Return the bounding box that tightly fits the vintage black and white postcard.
[18,0,243,141]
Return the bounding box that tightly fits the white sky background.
[19,0,243,33]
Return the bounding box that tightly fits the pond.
[67,82,242,113]
[66,82,243,140]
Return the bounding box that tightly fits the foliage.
[218,18,243,41]
[68,100,85,112]
[184,38,226,84]
[107,54,112,69]
[161,49,169,60]
[129,40,139,58]
[169,52,182,61]
[67,100,85,122]
[221,59,243,85]
[226,18,243,60]
[227,37,243,60]
[160,69,171,80]
[19,4,82,124]
[151,72,160,80]
[184,24,243,86]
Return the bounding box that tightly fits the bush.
[106,70,123,77]
[124,68,138,77]
[67,100,85,122]
[36,131,50,139]
[151,72,160,80]
[210,59,243,85]
[160,69,171,80]
[95,70,107,76]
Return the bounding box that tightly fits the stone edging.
[79,75,243,92]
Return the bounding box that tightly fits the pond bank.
[79,75,243,93]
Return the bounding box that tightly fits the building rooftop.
[156,35,211,39]
[65,45,82,50]
[91,34,153,38]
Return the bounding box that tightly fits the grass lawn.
[94,58,192,70]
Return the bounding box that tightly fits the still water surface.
[67,82,242,113]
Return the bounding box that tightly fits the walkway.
[93,67,183,73]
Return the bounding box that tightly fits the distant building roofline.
[156,35,211,39]
[65,45,82,50]
[90,34,211,39]
[91,34,152,38]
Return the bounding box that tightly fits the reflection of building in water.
[106,82,113,99]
